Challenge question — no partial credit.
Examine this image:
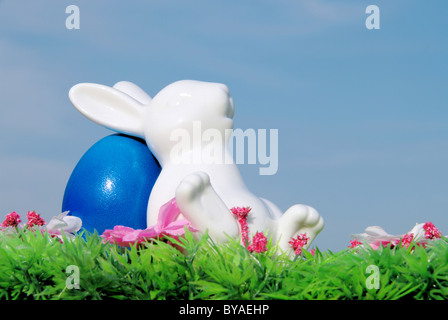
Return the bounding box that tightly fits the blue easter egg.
[62,134,161,235]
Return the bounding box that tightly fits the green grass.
[0,227,447,300]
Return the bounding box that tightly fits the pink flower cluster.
[247,232,268,253]
[2,211,45,229]
[2,211,21,227]
[102,198,198,248]
[230,207,268,253]
[230,207,251,246]
[230,206,315,256]
[349,221,443,250]
[348,239,362,249]
[27,210,46,228]
[289,233,310,255]
[423,222,442,240]
[400,233,414,248]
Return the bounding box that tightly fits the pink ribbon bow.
[102,198,198,247]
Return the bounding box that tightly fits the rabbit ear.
[69,83,145,138]
[113,81,152,104]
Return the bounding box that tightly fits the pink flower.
[310,248,316,256]
[230,206,251,219]
[231,206,251,246]
[371,239,401,250]
[289,233,310,255]
[102,198,198,247]
[348,239,362,249]
[27,211,45,228]
[102,226,147,247]
[230,207,271,253]
[247,232,268,253]
[2,212,22,227]
[400,233,414,248]
[423,222,442,240]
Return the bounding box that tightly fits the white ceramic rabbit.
[69,80,324,256]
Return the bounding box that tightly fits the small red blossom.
[231,206,251,246]
[2,212,22,227]
[26,210,45,228]
[310,248,316,256]
[400,233,427,250]
[289,233,310,255]
[372,239,400,250]
[348,239,362,249]
[247,232,268,253]
[400,233,414,248]
[423,222,442,240]
[230,207,251,219]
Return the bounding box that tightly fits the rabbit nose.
[226,96,235,118]
[219,84,234,118]
[217,83,230,95]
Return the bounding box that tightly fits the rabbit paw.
[275,204,324,256]
[175,171,239,242]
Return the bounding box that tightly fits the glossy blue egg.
[62,134,161,235]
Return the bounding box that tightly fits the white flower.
[407,223,426,241]
[351,226,402,250]
[46,211,82,240]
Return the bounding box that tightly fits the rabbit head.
[69,80,235,165]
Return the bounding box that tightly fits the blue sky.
[0,0,447,251]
